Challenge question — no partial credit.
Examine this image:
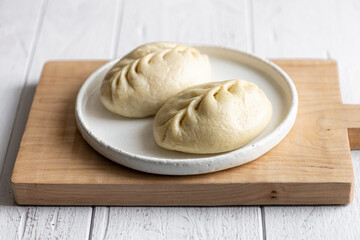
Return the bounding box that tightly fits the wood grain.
[11,59,359,205]
[264,153,360,240]
[2,0,360,239]
[91,206,261,239]
[343,105,360,150]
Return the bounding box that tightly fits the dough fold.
[100,42,211,117]
[153,79,272,154]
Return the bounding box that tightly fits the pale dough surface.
[100,42,211,117]
[153,79,272,154]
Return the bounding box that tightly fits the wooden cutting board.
[11,60,360,205]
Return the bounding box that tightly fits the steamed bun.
[100,42,211,117]
[153,79,272,154]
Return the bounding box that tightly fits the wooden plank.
[0,0,118,239]
[115,0,251,57]
[252,0,360,239]
[90,207,262,239]
[252,0,360,104]
[0,206,92,240]
[11,59,357,205]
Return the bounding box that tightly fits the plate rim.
[75,45,298,175]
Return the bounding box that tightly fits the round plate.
[75,46,298,175]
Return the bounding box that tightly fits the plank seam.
[100,207,110,240]
[0,0,48,181]
[18,209,29,239]
[245,0,255,52]
[261,206,267,240]
[110,0,126,58]
[88,208,96,240]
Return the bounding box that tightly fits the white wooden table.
[1,0,359,239]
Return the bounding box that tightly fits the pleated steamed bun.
[153,79,272,154]
[100,42,211,117]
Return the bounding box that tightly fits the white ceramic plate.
[76,46,298,175]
